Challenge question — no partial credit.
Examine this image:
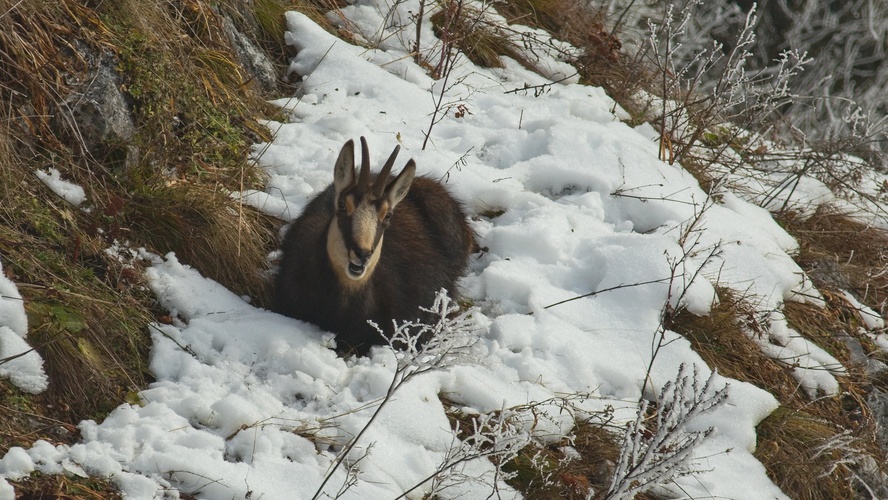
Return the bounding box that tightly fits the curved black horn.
[357,137,371,192]
[372,144,401,197]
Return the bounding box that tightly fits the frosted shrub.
[315,289,481,499]
[410,394,607,498]
[408,406,532,498]
[641,2,809,165]
[606,364,729,499]
[607,0,888,208]
[378,288,481,372]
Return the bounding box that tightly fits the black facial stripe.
[372,225,384,248]
[337,213,357,249]
[336,205,386,258]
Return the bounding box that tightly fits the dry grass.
[668,281,887,496]
[1,0,281,298]
[756,406,858,500]
[423,0,649,117]
[9,473,122,499]
[774,206,888,495]
[0,0,296,491]
[667,289,800,402]
[428,3,537,75]
[0,123,152,431]
[493,0,652,119]
[441,397,621,499]
[509,418,622,499]
[121,182,277,302]
[781,206,888,319]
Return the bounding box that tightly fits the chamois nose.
[353,247,372,264]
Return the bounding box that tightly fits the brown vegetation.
[493,0,652,116]
[667,203,888,498]
[3,0,888,497]
[0,0,294,494]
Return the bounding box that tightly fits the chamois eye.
[337,200,346,213]
[383,212,393,222]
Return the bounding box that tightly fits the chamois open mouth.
[347,261,366,278]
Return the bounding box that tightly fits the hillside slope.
[2,0,888,498]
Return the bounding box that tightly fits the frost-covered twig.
[645,200,722,389]
[381,288,481,374]
[0,347,36,366]
[606,364,729,499]
[541,277,673,311]
[810,429,864,479]
[398,405,530,499]
[412,0,426,65]
[400,393,606,499]
[642,2,808,165]
[312,289,480,499]
[503,73,579,96]
[421,0,473,150]
[602,197,725,498]
[331,444,370,500]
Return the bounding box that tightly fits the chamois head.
[326,137,415,286]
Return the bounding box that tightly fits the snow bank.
[0,258,47,394]
[2,1,863,498]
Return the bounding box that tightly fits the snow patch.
[35,168,86,207]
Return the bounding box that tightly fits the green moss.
[107,15,270,188]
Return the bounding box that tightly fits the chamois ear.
[385,159,416,209]
[333,139,356,195]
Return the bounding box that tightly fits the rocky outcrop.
[64,42,138,170]
[222,15,279,93]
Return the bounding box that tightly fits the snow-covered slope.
[0,2,869,498]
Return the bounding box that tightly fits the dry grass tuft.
[9,472,122,499]
[441,398,621,499]
[493,0,651,117]
[123,182,277,302]
[667,288,800,401]
[425,0,639,96]
[781,206,888,318]
[756,406,858,500]
[429,4,534,73]
[669,283,888,497]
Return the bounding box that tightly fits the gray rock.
[869,389,888,454]
[64,43,138,169]
[839,334,888,377]
[222,15,279,93]
[808,257,853,290]
[71,64,134,144]
[853,442,888,498]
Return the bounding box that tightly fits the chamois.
[273,137,475,355]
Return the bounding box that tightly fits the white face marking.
[327,206,383,291]
[351,204,379,256]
